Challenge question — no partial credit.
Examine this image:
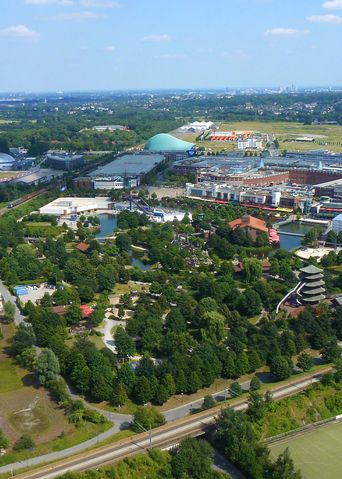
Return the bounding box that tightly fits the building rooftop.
[302,287,326,295]
[229,214,268,233]
[144,133,195,153]
[91,153,164,177]
[302,294,326,303]
[300,265,323,275]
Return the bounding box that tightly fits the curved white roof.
[0,152,15,164]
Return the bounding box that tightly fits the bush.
[0,429,9,450]
[201,395,216,410]
[132,406,165,432]
[13,434,35,451]
[230,382,243,397]
[250,376,261,391]
[82,408,106,424]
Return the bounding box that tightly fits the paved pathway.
[213,450,246,479]
[0,279,25,325]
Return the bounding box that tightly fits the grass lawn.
[23,223,62,238]
[0,422,111,467]
[269,420,342,479]
[0,359,24,393]
[113,281,148,295]
[0,171,23,179]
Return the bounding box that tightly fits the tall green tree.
[171,437,215,479]
[13,323,36,355]
[115,326,135,361]
[35,348,60,386]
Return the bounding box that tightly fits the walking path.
[0,279,25,325]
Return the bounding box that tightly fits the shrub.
[13,434,35,451]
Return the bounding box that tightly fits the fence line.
[265,414,342,445]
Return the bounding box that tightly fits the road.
[163,379,250,422]
[3,369,330,479]
[0,279,25,325]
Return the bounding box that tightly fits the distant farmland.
[269,420,342,479]
[174,120,342,153]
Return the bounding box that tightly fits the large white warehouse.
[40,197,112,216]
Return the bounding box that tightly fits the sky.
[1,0,342,92]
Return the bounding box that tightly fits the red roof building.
[80,305,93,318]
[229,214,268,241]
[75,242,90,253]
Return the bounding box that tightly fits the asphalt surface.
[0,371,329,477]
[0,279,25,325]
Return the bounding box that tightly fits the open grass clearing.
[269,420,342,479]
[0,359,25,393]
[0,171,23,179]
[176,121,342,152]
[0,421,111,468]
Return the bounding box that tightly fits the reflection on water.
[95,214,117,238]
[129,250,151,271]
[95,214,151,270]
[278,221,314,251]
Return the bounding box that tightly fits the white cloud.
[104,45,115,51]
[1,24,40,38]
[322,0,342,9]
[25,0,75,5]
[307,14,342,23]
[143,34,171,42]
[79,0,122,7]
[49,10,105,20]
[264,27,310,37]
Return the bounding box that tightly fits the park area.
[269,420,342,479]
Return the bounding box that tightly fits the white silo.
[272,190,281,207]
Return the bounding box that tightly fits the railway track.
[9,368,331,479]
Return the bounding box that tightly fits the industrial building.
[14,168,64,186]
[46,153,84,171]
[92,125,128,132]
[237,138,263,150]
[40,197,113,216]
[90,153,165,184]
[185,181,312,211]
[332,214,342,235]
[92,176,138,190]
[178,121,215,133]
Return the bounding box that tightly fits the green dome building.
[144,133,196,153]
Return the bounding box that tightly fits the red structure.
[229,214,269,241]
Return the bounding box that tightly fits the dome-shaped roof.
[145,133,195,153]
[0,153,15,164]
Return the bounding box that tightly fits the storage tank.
[272,190,281,207]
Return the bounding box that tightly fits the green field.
[269,420,342,479]
[175,120,342,153]
[0,359,24,393]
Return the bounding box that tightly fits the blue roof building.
[144,134,195,153]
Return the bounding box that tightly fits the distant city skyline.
[1,0,342,92]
